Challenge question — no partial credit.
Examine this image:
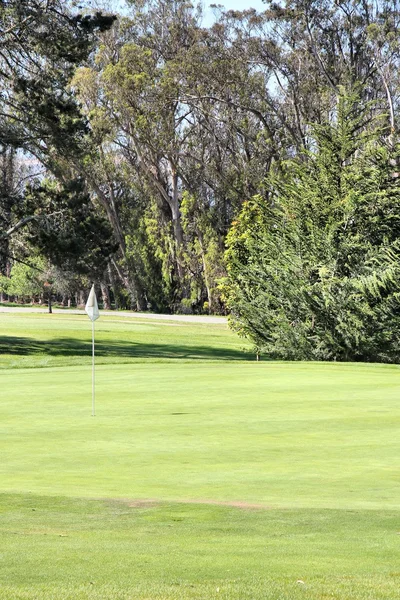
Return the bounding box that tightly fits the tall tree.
[223,90,400,362]
[73,0,277,311]
[0,0,116,272]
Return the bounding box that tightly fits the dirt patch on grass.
[108,497,269,511]
[100,498,159,508]
[183,499,270,510]
[127,500,160,508]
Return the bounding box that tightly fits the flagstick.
[85,284,99,417]
[92,319,95,417]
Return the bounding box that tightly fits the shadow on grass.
[0,336,251,361]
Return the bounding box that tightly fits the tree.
[0,145,24,276]
[5,256,47,304]
[22,178,117,278]
[223,91,400,362]
[0,1,116,277]
[72,0,276,312]
[72,0,207,309]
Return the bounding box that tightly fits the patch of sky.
[79,0,267,27]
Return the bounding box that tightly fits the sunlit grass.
[0,313,399,598]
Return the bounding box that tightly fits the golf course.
[1,311,400,600]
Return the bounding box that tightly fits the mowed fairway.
[0,312,400,599]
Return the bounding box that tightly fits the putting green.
[1,312,399,599]
[1,360,400,508]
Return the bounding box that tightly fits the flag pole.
[92,319,95,417]
[85,284,100,417]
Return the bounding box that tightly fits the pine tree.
[224,90,400,362]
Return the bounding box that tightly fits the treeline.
[1,0,400,359]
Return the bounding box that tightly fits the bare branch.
[0,214,38,240]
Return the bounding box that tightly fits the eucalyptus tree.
[72,0,400,315]
[252,0,400,144]
[73,0,277,311]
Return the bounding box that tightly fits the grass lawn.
[0,312,399,599]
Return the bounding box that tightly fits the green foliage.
[0,1,116,159]
[68,0,400,315]
[224,91,400,362]
[5,0,400,317]
[181,192,226,313]
[6,258,47,300]
[22,178,117,278]
[0,274,10,294]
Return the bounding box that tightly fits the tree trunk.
[108,262,119,310]
[167,164,185,279]
[111,258,145,311]
[100,281,111,310]
[198,232,212,313]
[87,175,145,309]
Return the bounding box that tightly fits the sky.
[208,0,266,11]
[100,0,267,22]
[202,0,266,24]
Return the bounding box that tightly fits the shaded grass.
[0,313,252,368]
[0,334,248,363]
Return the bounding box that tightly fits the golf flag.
[85,285,99,416]
[85,285,100,322]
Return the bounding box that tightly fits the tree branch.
[0,215,38,240]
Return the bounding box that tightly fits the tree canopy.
[0,0,116,286]
[224,91,400,362]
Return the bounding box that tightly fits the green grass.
[0,312,399,599]
[0,313,251,369]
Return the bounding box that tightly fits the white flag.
[85,284,100,322]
